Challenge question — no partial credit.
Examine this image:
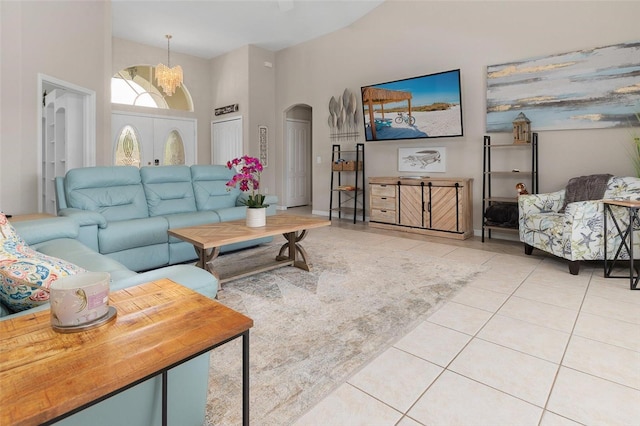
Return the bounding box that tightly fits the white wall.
[209,45,277,193]
[248,46,276,194]
[0,0,111,215]
[210,45,250,164]
[275,0,640,232]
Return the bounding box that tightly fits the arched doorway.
[283,104,312,208]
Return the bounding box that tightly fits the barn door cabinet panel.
[369,176,473,240]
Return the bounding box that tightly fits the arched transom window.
[111,65,194,112]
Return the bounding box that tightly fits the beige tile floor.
[285,209,640,426]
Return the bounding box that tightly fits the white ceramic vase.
[246,207,266,227]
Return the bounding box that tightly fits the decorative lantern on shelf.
[512,112,531,144]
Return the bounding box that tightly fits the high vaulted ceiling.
[112,0,384,59]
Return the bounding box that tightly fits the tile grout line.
[536,265,594,426]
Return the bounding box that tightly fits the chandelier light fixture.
[156,34,183,96]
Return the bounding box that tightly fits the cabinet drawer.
[371,184,396,197]
[371,196,396,210]
[370,208,397,223]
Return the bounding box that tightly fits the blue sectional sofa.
[2,215,219,425]
[55,164,278,271]
[1,164,275,424]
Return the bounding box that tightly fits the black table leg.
[162,371,168,426]
[243,330,250,426]
[604,203,640,290]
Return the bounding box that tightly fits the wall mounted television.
[361,69,463,141]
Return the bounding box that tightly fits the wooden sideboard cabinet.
[369,176,473,240]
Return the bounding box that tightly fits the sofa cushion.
[215,206,250,222]
[560,174,612,213]
[35,238,136,282]
[521,212,564,233]
[98,217,169,254]
[164,211,220,243]
[191,165,241,211]
[0,215,85,312]
[106,244,169,273]
[64,166,149,221]
[140,166,197,216]
[604,175,640,200]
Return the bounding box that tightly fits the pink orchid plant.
[226,155,268,208]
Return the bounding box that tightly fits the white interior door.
[153,118,196,165]
[285,119,311,207]
[112,113,153,166]
[38,75,96,213]
[212,117,243,165]
[112,112,196,166]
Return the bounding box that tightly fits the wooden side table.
[7,213,55,222]
[0,279,253,425]
[603,199,640,290]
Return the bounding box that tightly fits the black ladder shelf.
[482,133,538,242]
[329,143,365,223]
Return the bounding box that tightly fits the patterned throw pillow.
[0,214,85,313]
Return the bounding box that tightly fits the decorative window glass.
[114,125,142,167]
[111,66,194,112]
[163,130,186,165]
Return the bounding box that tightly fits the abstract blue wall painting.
[486,41,640,132]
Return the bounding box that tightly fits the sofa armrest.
[263,194,278,207]
[12,217,79,245]
[561,200,607,260]
[58,208,108,228]
[113,265,218,300]
[518,189,566,215]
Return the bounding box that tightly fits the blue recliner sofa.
[55,164,278,271]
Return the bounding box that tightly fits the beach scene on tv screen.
[362,69,463,141]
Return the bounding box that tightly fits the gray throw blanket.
[559,173,612,212]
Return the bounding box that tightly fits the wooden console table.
[7,213,55,222]
[369,176,473,240]
[0,279,253,425]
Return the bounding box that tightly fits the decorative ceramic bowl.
[50,271,110,327]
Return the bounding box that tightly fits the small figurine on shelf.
[516,182,529,195]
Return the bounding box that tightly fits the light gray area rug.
[204,227,483,425]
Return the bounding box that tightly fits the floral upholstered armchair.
[518,175,640,275]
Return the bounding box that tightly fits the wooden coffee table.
[168,214,331,284]
[0,279,253,426]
